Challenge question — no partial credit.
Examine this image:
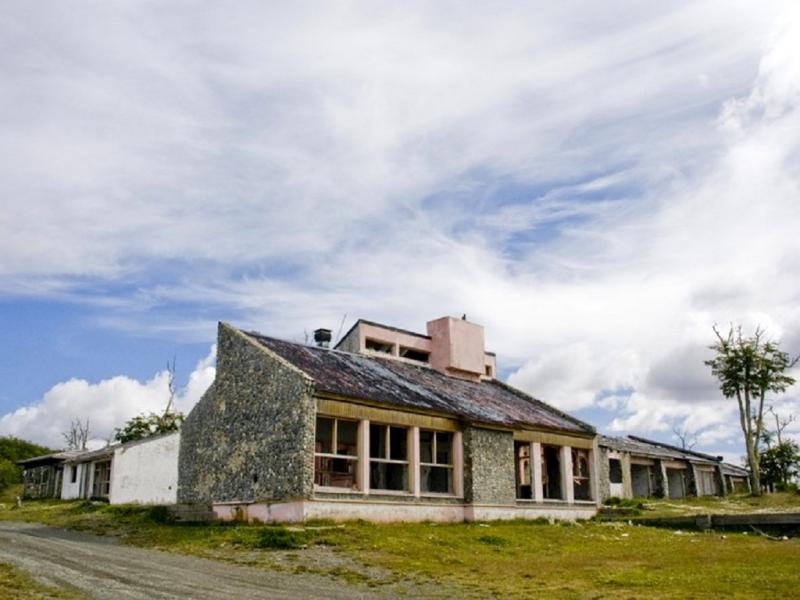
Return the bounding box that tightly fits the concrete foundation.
[213,499,597,523]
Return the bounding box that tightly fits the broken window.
[365,338,394,355]
[70,465,78,484]
[314,416,359,489]
[572,449,592,501]
[369,424,408,491]
[514,441,532,499]
[92,460,111,499]
[541,445,563,500]
[608,458,623,484]
[420,430,453,494]
[399,346,430,363]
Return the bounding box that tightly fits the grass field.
[2,486,800,599]
[0,562,83,600]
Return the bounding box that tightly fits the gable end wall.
[178,323,316,504]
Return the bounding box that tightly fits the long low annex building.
[178,316,601,523]
[598,435,751,500]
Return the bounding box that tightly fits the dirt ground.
[0,521,436,599]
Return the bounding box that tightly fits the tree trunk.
[746,436,762,496]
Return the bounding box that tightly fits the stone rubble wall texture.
[598,447,611,501]
[178,323,316,504]
[462,425,516,505]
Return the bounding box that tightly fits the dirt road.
[0,521,414,599]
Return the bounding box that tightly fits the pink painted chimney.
[426,316,486,382]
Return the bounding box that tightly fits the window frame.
[514,441,533,500]
[369,423,411,494]
[608,458,623,485]
[314,416,360,491]
[571,448,592,501]
[419,429,455,496]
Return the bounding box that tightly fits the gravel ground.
[0,521,428,599]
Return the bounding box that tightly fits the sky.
[1,2,799,463]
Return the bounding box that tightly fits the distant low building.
[18,451,84,499]
[598,435,751,500]
[19,432,179,504]
[61,432,180,504]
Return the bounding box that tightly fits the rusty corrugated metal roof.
[245,331,594,434]
[599,435,719,464]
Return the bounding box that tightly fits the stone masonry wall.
[178,323,316,504]
[597,447,611,501]
[463,425,516,505]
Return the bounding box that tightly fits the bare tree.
[163,356,177,416]
[767,405,797,447]
[672,426,698,450]
[62,417,90,451]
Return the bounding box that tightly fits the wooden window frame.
[369,423,410,494]
[419,429,454,495]
[314,416,359,491]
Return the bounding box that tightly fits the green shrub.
[477,534,508,547]
[147,505,175,524]
[0,437,54,493]
[254,527,307,550]
[603,497,643,509]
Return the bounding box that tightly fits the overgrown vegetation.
[2,495,799,599]
[0,437,54,493]
[114,358,184,443]
[114,411,184,443]
[760,440,800,492]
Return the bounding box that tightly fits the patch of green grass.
[252,527,307,549]
[603,496,644,509]
[0,562,85,599]
[638,492,800,518]
[3,498,800,599]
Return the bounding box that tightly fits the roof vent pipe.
[313,328,332,348]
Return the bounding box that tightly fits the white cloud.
[0,346,216,448]
[1,3,799,457]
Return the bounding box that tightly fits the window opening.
[369,424,409,491]
[70,465,78,484]
[541,445,563,500]
[572,448,592,500]
[365,339,394,355]
[608,458,622,484]
[92,461,111,499]
[314,416,358,489]
[514,441,532,499]
[420,430,453,494]
[399,346,430,362]
[630,463,652,497]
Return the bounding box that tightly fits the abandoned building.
[598,435,751,500]
[18,432,179,504]
[18,450,84,499]
[178,317,601,522]
[720,462,751,494]
[60,431,179,504]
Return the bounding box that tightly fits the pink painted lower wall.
[213,499,597,524]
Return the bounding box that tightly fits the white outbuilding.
[61,431,179,505]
